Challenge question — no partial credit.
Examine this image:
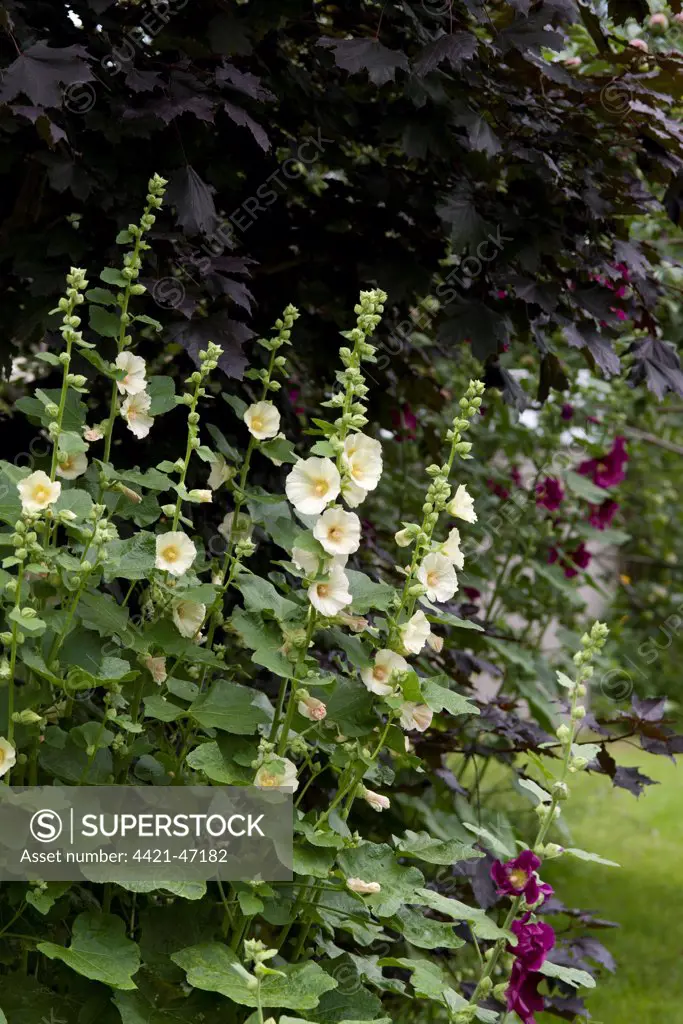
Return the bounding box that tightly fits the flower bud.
[552,781,570,801]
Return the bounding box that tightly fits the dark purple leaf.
[318,37,409,86]
[632,696,667,722]
[613,765,658,797]
[628,337,683,399]
[217,63,274,102]
[167,166,219,238]
[413,33,479,76]
[10,105,67,148]
[0,43,94,109]
[170,312,255,379]
[223,100,270,152]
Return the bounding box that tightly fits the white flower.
[361,649,409,696]
[362,788,390,812]
[338,611,369,632]
[448,484,477,523]
[172,599,205,638]
[441,527,465,570]
[244,401,281,441]
[298,695,327,721]
[255,756,299,792]
[0,737,16,779]
[343,433,383,492]
[341,478,368,508]
[84,425,103,442]
[313,507,361,556]
[208,453,234,490]
[17,471,61,513]
[286,457,341,515]
[121,390,154,439]
[143,655,167,684]
[188,489,212,503]
[292,545,322,576]
[218,512,252,544]
[400,610,432,655]
[308,564,352,616]
[115,351,147,395]
[394,527,415,548]
[399,702,433,732]
[417,553,458,603]
[347,877,381,895]
[155,531,196,576]
[426,632,444,653]
[56,451,88,480]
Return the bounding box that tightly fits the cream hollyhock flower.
[361,649,408,696]
[417,553,458,603]
[244,401,281,441]
[362,788,390,812]
[17,471,61,513]
[347,877,381,895]
[143,655,167,684]
[338,611,369,632]
[172,599,205,638]
[394,527,415,548]
[399,702,434,732]
[448,484,477,523]
[341,477,368,508]
[255,756,299,792]
[188,489,212,503]
[84,425,104,442]
[400,610,432,655]
[441,527,465,570]
[286,457,341,515]
[56,451,88,480]
[208,453,234,490]
[343,433,383,492]
[426,632,444,653]
[0,737,16,778]
[308,564,352,616]
[121,390,154,439]
[155,531,196,576]
[115,351,147,395]
[292,545,322,576]
[313,507,361,556]
[298,695,327,721]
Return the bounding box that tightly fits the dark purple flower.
[561,403,574,421]
[506,964,546,1024]
[589,498,619,530]
[491,851,553,906]
[463,586,481,603]
[536,477,564,512]
[564,541,591,578]
[510,915,556,971]
[391,403,417,442]
[578,436,629,488]
[487,477,510,501]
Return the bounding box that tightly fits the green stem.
[6,555,26,772]
[275,609,317,757]
[49,337,75,482]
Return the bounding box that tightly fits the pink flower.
[490,850,553,906]
[505,916,556,1024]
[536,477,564,512]
[588,499,619,530]
[578,436,629,488]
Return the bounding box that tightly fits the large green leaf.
[394,907,465,950]
[188,679,272,734]
[337,843,424,917]
[38,911,140,989]
[393,830,482,865]
[539,960,595,989]
[416,888,511,941]
[231,607,294,678]
[172,943,337,1008]
[345,570,394,613]
[421,677,479,717]
[104,532,157,581]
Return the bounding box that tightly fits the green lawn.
[540,748,683,1023]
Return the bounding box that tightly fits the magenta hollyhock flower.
[487,478,510,501]
[578,436,628,488]
[564,541,591,578]
[589,498,619,530]
[536,477,564,512]
[505,916,556,1024]
[463,586,481,603]
[511,466,523,488]
[560,403,574,421]
[506,963,546,1024]
[391,403,418,442]
[490,851,554,906]
[496,289,508,299]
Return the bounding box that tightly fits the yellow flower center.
[252,416,264,432]
[314,480,329,496]
[163,545,179,563]
[317,584,330,599]
[374,667,387,681]
[427,571,439,588]
[508,868,529,889]
[0,748,6,767]
[351,465,364,480]
[259,771,278,787]
[33,485,50,503]
[328,526,342,541]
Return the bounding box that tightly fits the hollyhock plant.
[491,850,554,906]
[548,541,592,578]
[535,476,564,512]
[579,436,629,488]
[589,498,619,530]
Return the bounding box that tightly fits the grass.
[539,746,683,1023]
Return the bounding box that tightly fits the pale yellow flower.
[0,737,16,778]
[399,702,433,732]
[286,457,341,515]
[441,527,465,570]
[343,433,383,492]
[447,484,477,523]
[347,877,381,895]
[155,531,196,576]
[417,553,458,603]
[143,655,167,684]
[172,599,205,638]
[56,451,88,480]
[244,401,281,440]
[308,564,352,616]
[121,390,153,439]
[361,649,408,696]
[115,351,147,395]
[400,610,432,655]
[254,756,299,792]
[17,471,61,513]
[313,507,361,556]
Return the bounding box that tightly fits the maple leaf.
[413,32,479,77]
[167,166,219,237]
[169,312,255,379]
[318,37,409,86]
[0,43,94,109]
[628,336,683,399]
[223,100,270,151]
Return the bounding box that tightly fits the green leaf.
[77,591,130,636]
[517,777,551,805]
[416,887,511,941]
[57,430,88,454]
[104,532,157,580]
[421,677,478,717]
[231,608,294,678]
[134,313,162,331]
[26,882,71,915]
[172,943,337,1009]
[565,847,620,867]
[424,606,484,631]
[378,957,466,1007]
[346,570,394,614]
[115,880,207,900]
[189,679,271,734]
[462,823,514,859]
[223,393,248,419]
[292,842,336,878]
[564,469,607,504]
[235,574,298,622]
[186,740,254,783]
[8,607,46,636]
[260,436,298,464]
[89,304,121,338]
[37,911,140,989]
[55,487,94,520]
[337,843,424,917]
[394,907,465,950]
[538,960,596,989]
[100,267,128,287]
[144,695,186,722]
[393,830,482,865]
[35,351,63,366]
[86,286,117,306]
[147,375,177,415]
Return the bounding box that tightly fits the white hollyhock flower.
[56,451,88,480]
[395,527,415,548]
[292,545,322,576]
[172,599,205,638]
[298,695,327,721]
[0,737,16,778]
[218,511,252,544]
[448,484,477,523]
[188,489,212,503]
[308,564,352,616]
[399,702,433,732]
[84,425,103,442]
[441,527,465,570]
[286,457,341,515]
[417,553,458,603]
[244,401,281,441]
[121,390,154,439]
[400,610,432,655]
[143,655,167,684]
[17,471,61,513]
[208,453,234,490]
[426,632,444,653]
[115,351,147,395]
[155,531,196,576]
[313,507,361,556]
[341,478,368,508]
[361,649,408,696]
[362,788,390,812]
[255,756,299,792]
[343,433,383,492]
[347,877,381,895]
